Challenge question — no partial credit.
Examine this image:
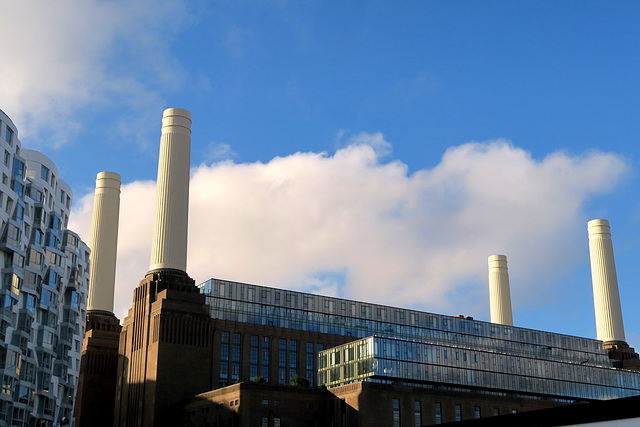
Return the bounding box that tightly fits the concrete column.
[488,254,513,326]
[149,108,191,273]
[588,219,626,343]
[87,172,121,313]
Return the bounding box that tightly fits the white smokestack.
[588,219,626,343]
[149,108,192,273]
[87,172,121,313]
[488,254,513,326]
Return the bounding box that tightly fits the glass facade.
[198,275,640,403]
[318,336,640,402]
[199,278,611,368]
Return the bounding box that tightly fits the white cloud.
[202,142,237,164]
[0,0,190,147]
[69,138,628,322]
[335,131,392,157]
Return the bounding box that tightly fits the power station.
[72,108,640,426]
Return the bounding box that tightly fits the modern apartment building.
[0,109,90,427]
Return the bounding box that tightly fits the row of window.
[393,399,512,426]
[200,279,607,361]
[218,331,325,387]
[318,336,640,401]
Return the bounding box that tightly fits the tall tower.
[114,108,212,427]
[87,172,121,312]
[75,172,123,427]
[488,255,514,326]
[587,219,625,344]
[149,108,191,273]
[587,219,639,369]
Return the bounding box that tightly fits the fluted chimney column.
[588,219,626,343]
[149,108,191,273]
[87,172,121,313]
[488,254,513,326]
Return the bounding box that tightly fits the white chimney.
[87,172,121,313]
[149,108,191,273]
[488,254,514,326]
[588,219,626,343]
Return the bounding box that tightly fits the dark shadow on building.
[437,394,640,426]
[183,382,345,427]
[74,310,122,427]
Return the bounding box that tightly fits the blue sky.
[2,1,640,348]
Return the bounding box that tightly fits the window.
[13,203,23,222]
[4,150,9,166]
[33,229,43,247]
[6,127,13,144]
[46,232,59,249]
[261,417,268,427]
[279,339,287,382]
[231,363,239,381]
[10,253,24,268]
[41,166,49,182]
[220,362,228,380]
[6,224,20,246]
[414,401,422,427]
[26,294,35,314]
[392,399,400,427]
[306,341,315,386]
[493,408,499,417]
[455,404,462,421]
[290,340,297,368]
[41,329,55,347]
[2,376,13,395]
[11,180,23,198]
[261,399,268,405]
[12,158,24,179]
[221,332,230,362]
[306,343,314,369]
[250,335,259,364]
[49,214,61,233]
[274,418,281,427]
[435,403,442,424]
[28,250,42,269]
[41,289,55,307]
[6,349,20,373]
[232,333,241,362]
[45,270,59,289]
[47,251,60,266]
[70,291,80,309]
[8,273,21,295]
[475,406,481,419]
[260,338,269,382]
